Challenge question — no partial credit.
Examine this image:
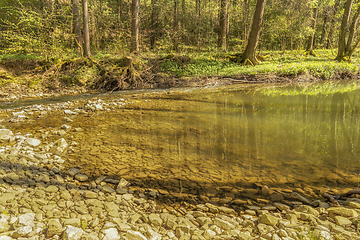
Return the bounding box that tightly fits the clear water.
[3,83,360,195]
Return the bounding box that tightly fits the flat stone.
[63,225,84,240]
[213,217,234,230]
[45,185,58,193]
[11,226,32,238]
[0,129,13,140]
[149,213,163,226]
[50,138,68,155]
[67,168,80,177]
[95,176,107,184]
[25,138,41,147]
[0,193,15,204]
[334,216,353,226]
[102,228,120,240]
[116,188,128,194]
[63,218,81,227]
[125,230,147,240]
[102,184,115,193]
[259,214,278,227]
[18,213,35,227]
[75,174,88,182]
[61,190,72,200]
[46,219,63,237]
[83,191,98,199]
[295,205,319,217]
[348,201,360,209]
[117,178,129,188]
[274,202,290,211]
[328,207,358,218]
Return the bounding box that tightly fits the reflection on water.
[61,85,360,191]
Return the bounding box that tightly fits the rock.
[328,207,358,218]
[348,201,360,209]
[63,225,84,240]
[46,219,63,237]
[64,110,78,115]
[61,190,72,200]
[95,176,107,184]
[102,228,120,240]
[203,229,216,239]
[11,226,32,238]
[116,188,128,194]
[83,191,98,199]
[67,168,79,177]
[213,218,234,230]
[288,192,310,205]
[125,230,147,240]
[25,138,41,147]
[50,138,68,155]
[0,129,13,140]
[117,178,129,188]
[295,205,319,217]
[75,174,88,182]
[259,214,278,227]
[334,216,353,226]
[269,193,284,202]
[102,184,115,193]
[0,192,15,204]
[63,218,81,228]
[45,185,59,193]
[18,213,35,227]
[274,202,290,211]
[149,213,163,226]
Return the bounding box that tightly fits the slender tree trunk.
[319,11,328,47]
[327,0,340,49]
[196,0,201,18]
[239,0,266,65]
[150,0,158,49]
[173,0,179,51]
[131,0,140,53]
[306,7,317,56]
[218,0,229,50]
[72,0,82,52]
[82,0,91,58]
[336,0,353,61]
[243,0,249,49]
[346,5,360,53]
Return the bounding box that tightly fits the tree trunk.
[243,0,249,49]
[239,0,266,65]
[82,0,91,58]
[327,0,340,49]
[196,0,201,18]
[336,0,353,61]
[150,0,158,49]
[319,11,328,47]
[131,0,140,53]
[218,0,229,51]
[346,5,360,53]
[72,0,82,52]
[306,7,317,56]
[173,0,179,51]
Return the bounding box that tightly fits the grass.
[159,49,360,79]
[258,81,360,96]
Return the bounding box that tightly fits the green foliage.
[259,81,359,96]
[159,50,360,79]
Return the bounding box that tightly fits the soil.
[0,57,356,103]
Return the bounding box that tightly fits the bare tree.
[238,0,266,65]
[82,0,91,58]
[131,0,140,52]
[218,0,229,51]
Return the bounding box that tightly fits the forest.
[1,0,360,93]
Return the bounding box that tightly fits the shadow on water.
[1,83,360,208]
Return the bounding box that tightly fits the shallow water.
[4,83,360,195]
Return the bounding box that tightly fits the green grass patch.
[258,81,359,96]
[159,49,360,79]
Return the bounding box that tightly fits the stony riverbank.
[0,94,359,240]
